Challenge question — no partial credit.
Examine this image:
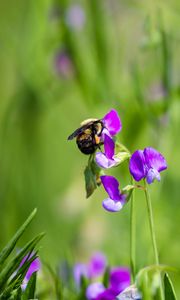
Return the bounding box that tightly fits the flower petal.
[95,152,116,169]
[100,175,122,200]
[109,267,131,294]
[25,257,41,281]
[88,252,107,278]
[103,109,122,136]
[96,288,116,300]
[129,150,146,181]
[144,147,167,173]
[73,263,89,288]
[146,168,161,184]
[104,134,115,159]
[86,282,105,300]
[102,198,124,212]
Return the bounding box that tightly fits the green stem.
[130,179,136,282]
[144,180,164,299]
[144,180,159,265]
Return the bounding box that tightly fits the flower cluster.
[73,252,131,300]
[94,109,167,212]
[74,252,107,288]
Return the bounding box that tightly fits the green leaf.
[102,267,110,288]
[0,275,22,299]
[84,155,104,198]
[0,209,37,269]
[136,265,178,300]
[164,273,177,300]
[84,165,97,198]
[44,262,63,300]
[0,232,44,290]
[21,272,37,300]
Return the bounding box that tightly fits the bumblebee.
[68,119,104,154]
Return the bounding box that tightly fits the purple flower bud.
[129,147,167,184]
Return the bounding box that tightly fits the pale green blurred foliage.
[0,0,179,296]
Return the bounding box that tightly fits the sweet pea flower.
[129,147,167,184]
[86,267,130,300]
[100,176,126,212]
[102,109,122,138]
[88,252,107,278]
[86,282,106,300]
[73,252,107,289]
[96,135,121,169]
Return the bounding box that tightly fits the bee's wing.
[67,123,91,140]
[67,127,82,140]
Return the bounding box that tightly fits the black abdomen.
[76,134,96,155]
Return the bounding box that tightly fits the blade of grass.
[0,209,37,268]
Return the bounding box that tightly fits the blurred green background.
[0,0,179,296]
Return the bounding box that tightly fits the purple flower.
[86,283,106,300]
[73,263,89,288]
[102,109,122,138]
[54,50,74,79]
[100,176,126,212]
[88,252,107,278]
[95,109,123,168]
[73,252,107,288]
[96,135,120,169]
[19,254,41,290]
[65,4,86,30]
[86,267,130,300]
[129,147,167,184]
[109,267,131,294]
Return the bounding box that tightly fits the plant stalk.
[144,180,164,299]
[130,179,136,282]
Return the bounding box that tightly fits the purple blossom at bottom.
[86,283,106,300]
[19,254,41,290]
[86,267,130,300]
[88,252,107,278]
[73,252,107,289]
[100,176,126,212]
[129,147,167,184]
[73,263,89,289]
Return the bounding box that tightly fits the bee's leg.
[97,144,102,152]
